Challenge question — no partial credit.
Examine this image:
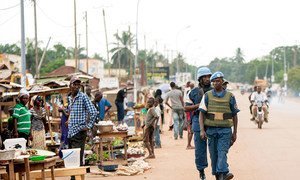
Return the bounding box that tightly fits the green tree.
[287,66,300,93]
[0,43,21,54]
[110,30,135,78]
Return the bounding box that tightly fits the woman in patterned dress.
[30,95,47,149]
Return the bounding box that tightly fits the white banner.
[100,77,119,89]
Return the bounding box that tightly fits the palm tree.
[234,47,245,63]
[110,30,135,78]
[67,47,86,59]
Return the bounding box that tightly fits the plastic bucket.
[61,148,81,168]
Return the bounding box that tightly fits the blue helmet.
[210,71,224,82]
[197,67,212,79]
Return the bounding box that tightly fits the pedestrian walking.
[184,67,212,179]
[199,71,239,180]
[184,81,195,150]
[165,82,185,140]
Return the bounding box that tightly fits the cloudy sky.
[1,0,300,67]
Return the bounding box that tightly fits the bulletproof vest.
[204,91,233,128]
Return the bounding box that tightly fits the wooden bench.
[30,166,89,180]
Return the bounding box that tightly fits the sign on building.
[100,77,119,89]
[146,67,170,81]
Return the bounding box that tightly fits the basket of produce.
[0,150,15,161]
[95,121,114,133]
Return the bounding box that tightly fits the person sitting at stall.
[30,95,47,149]
[2,107,14,142]
[142,97,159,159]
[96,91,112,122]
[12,89,32,146]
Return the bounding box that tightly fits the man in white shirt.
[250,86,269,122]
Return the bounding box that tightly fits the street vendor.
[95,91,112,122]
[67,76,97,169]
[12,88,32,145]
[30,95,47,149]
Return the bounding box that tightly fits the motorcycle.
[255,101,264,129]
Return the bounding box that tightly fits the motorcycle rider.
[249,86,257,119]
[250,86,269,122]
[184,67,212,180]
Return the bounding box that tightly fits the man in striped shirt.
[12,89,31,145]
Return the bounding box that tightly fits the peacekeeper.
[199,71,239,180]
[184,67,212,180]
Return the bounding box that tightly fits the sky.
[1,0,300,67]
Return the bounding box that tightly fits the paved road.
[70,91,300,180]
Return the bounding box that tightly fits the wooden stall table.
[12,156,58,180]
[96,131,130,166]
[0,160,15,180]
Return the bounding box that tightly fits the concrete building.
[65,58,105,79]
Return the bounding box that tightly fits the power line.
[0,3,19,11]
[0,12,18,26]
[37,3,83,28]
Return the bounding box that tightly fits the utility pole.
[85,11,89,74]
[20,0,27,87]
[264,61,268,80]
[144,35,146,50]
[283,47,287,90]
[194,61,197,81]
[38,37,51,74]
[33,0,39,79]
[103,9,110,76]
[293,46,297,67]
[271,54,274,84]
[117,30,121,79]
[78,34,81,48]
[74,0,78,72]
[134,0,141,102]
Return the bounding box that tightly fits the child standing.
[143,97,159,158]
[154,98,162,148]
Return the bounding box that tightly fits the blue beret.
[210,71,224,82]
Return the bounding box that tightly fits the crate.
[0,150,15,161]
[3,138,27,151]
